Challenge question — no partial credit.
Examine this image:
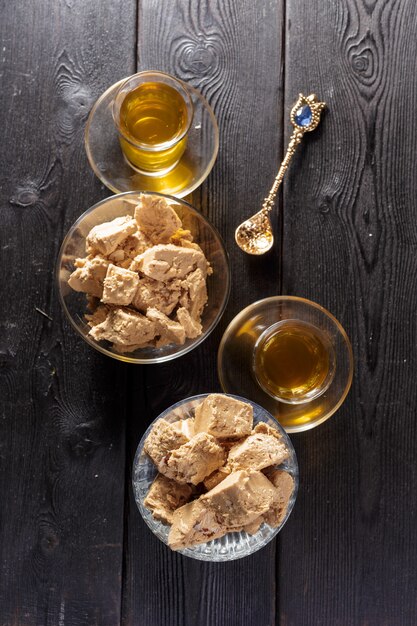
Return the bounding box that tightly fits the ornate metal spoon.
[235,93,326,255]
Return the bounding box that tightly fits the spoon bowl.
[234,209,274,255]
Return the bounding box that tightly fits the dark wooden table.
[1,0,417,624]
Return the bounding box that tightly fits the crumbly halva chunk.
[144,419,189,471]
[89,307,156,347]
[166,433,226,485]
[176,307,202,339]
[123,231,152,258]
[231,470,294,536]
[252,421,284,442]
[262,470,294,528]
[135,194,182,244]
[194,394,253,439]
[227,432,289,472]
[167,470,279,550]
[101,264,139,306]
[203,466,231,491]
[201,470,277,529]
[168,499,226,550]
[68,255,109,298]
[133,244,209,282]
[146,308,186,347]
[171,418,195,440]
[109,231,151,266]
[179,269,208,319]
[86,216,137,256]
[144,474,194,524]
[132,276,181,315]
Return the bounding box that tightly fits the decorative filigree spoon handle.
[235,93,326,255]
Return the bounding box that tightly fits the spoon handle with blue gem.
[235,93,326,255]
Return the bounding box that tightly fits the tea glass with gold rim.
[112,71,194,176]
[218,296,353,433]
[85,72,219,197]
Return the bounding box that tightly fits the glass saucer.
[217,297,353,433]
[85,79,219,197]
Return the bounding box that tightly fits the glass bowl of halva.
[57,192,230,363]
[132,393,298,561]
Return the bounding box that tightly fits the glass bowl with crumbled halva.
[57,192,230,363]
[133,393,298,561]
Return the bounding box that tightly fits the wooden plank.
[0,1,136,623]
[122,1,285,624]
[280,0,417,624]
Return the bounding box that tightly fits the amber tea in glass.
[112,71,193,175]
[253,320,336,404]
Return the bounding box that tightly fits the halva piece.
[227,432,289,472]
[101,264,139,306]
[171,418,195,440]
[194,394,253,439]
[146,308,186,347]
[167,469,279,550]
[180,268,208,319]
[86,216,137,256]
[135,194,182,244]
[89,307,156,347]
[252,421,284,441]
[201,470,277,529]
[144,474,194,524]
[132,276,181,316]
[262,470,294,528]
[68,255,109,298]
[168,499,226,550]
[144,418,189,472]
[166,433,226,485]
[133,244,208,281]
[176,307,202,339]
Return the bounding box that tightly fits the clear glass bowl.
[218,297,354,433]
[56,192,230,364]
[132,394,299,562]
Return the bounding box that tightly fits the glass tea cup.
[112,70,194,176]
[252,319,336,405]
[218,296,353,432]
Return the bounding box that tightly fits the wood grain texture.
[4,0,417,624]
[0,0,136,623]
[280,0,417,624]
[122,1,284,624]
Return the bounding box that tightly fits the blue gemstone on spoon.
[294,105,312,127]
